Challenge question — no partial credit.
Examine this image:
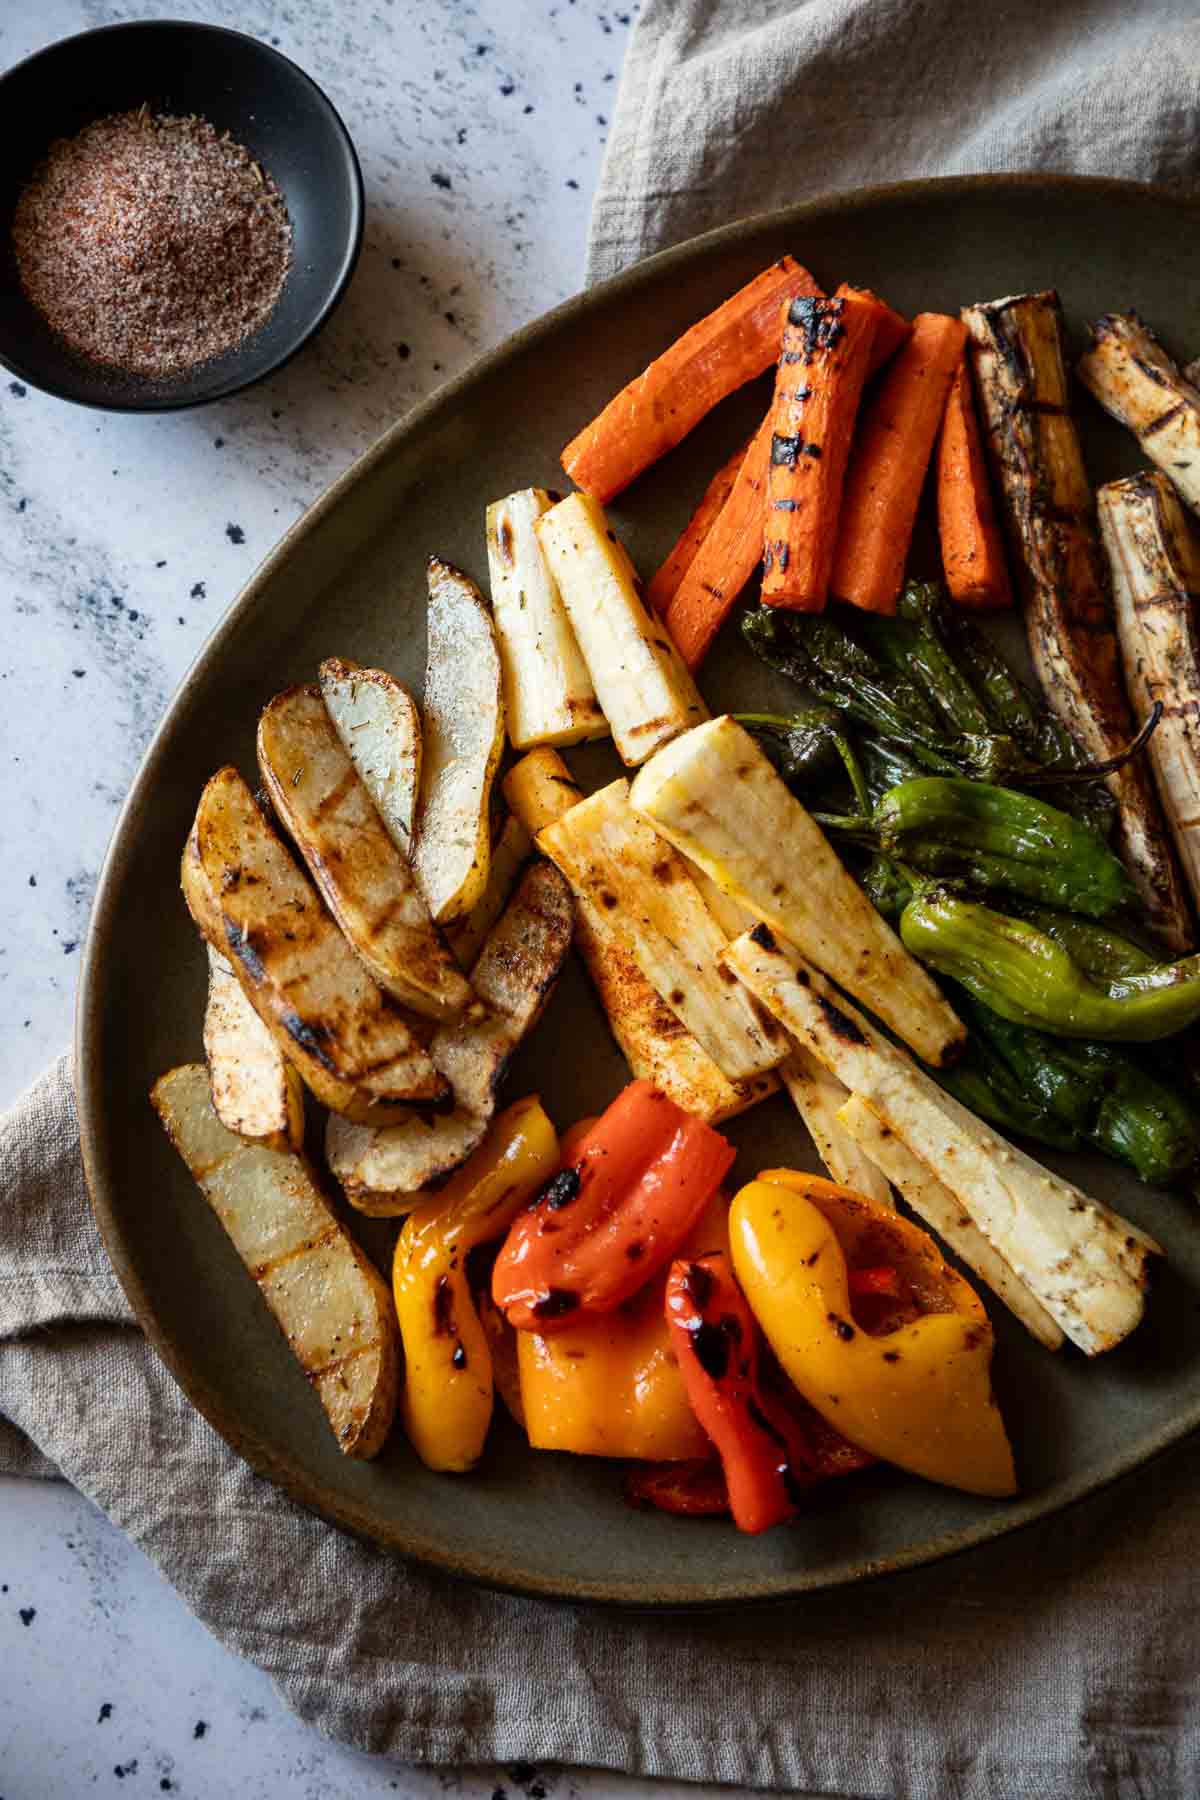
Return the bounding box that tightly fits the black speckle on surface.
[431,171,453,191]
[566,179,579,190]
[160,1782,173,1792]
[62,940,78,955]
[397,342,411,360]
[500,80,515,95]
[98,1702,113,1722]
[190,581,206,599]
[18,1606,35,1626]
[72,668,86,679]
[475,40,489,53]
[155,558,166,568]
[28,875,36,887]
[9,381,26,397]
[444,311,457,326]
[433,362,442,372]
[457,126,469,144]
[524,103,534,113]
[225,523,245,545]
[213,436,225,449]
[193,1720,207,1740]
[114,1762,137,1780]
[510,1765,537,1786]
[391,257,402,269]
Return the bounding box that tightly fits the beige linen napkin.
[7,4,1200,1792]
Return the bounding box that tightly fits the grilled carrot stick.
[562,256,822,503]
[834,282,911,376]
[647,437,750,616]
[830,313,968,614]
[662,410,773,670]
[937,359,1013,610]
[762,291,879,611]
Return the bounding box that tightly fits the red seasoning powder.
[12,107,292,378]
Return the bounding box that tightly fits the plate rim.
[76,171,1200,1607]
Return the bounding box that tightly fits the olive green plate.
[77,175,1200,1606]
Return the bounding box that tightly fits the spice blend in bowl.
[13,107,292,379]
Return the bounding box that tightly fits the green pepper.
[876,778,1135,918]
[859,853,913,920]
[962,998,1199,1183]
[1005,906,1159,979]
[900,886,1200,1042]
[930,1035,1081,1151]
[734,708,870,811]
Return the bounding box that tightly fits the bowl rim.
[76,170,1200,1607]
[0,18,365,413]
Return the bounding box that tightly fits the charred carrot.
[834,282,911,376]
[647,437,749,617]
[662,410,773,669]
[937,359,1013,609]
[831,312,968,615]
[562,256,822,503]
[762,291,879,611]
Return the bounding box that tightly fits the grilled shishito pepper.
[963,999,1200,1184]
[901,886,1200,1042]
[875,778,1134,918]
[392,1096,559,1473]
[729,1171,1017,1497]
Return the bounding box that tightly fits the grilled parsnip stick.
[502,747,777,1122]
[1079,313,1200,518]
[258,684,479,1024]
[628,716,966,1067]
[723,924,1159,1357]
[777,1051,893,1211]
[1099,471,1200,918]
[835,1094,1064,1350]
[486,488,608,749]
[538,779,786,1082]
[962,289,1192,951]
[536,492,709,766]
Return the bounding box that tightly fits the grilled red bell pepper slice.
[624,1459,730,1517]
[493,1080,735,1332]
[664,1250,821,1535]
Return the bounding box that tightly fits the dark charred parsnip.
[961,289,1193,952]
[1078,313,1200,519]
[1098,470,1200,918]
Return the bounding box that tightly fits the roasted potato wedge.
[447,811,533,971]
[257,683,477,1024]
[327,858,574,1206]
[413,558,506,923]
[319,657,421,855]
[203,945,304,1152]
[151,1064,400,1458]
[182,767,449,1125]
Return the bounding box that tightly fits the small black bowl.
[0,21,364,410]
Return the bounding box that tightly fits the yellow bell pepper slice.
[393,1095,559,1472]
[730,1172,1016,1497]
[517,1191,729,1461]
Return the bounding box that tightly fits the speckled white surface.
[0,4,724,1796]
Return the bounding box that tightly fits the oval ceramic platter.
[78,176,1200,1606]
